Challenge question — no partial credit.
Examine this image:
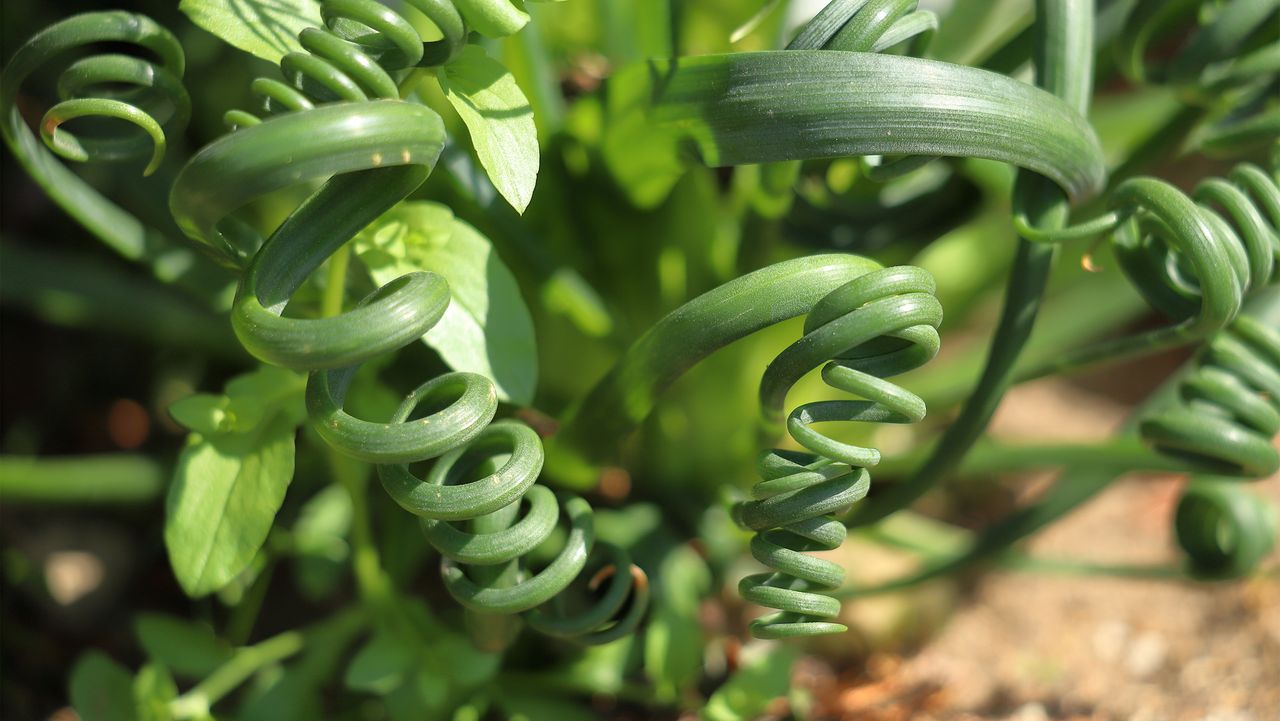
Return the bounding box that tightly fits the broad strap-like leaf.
[439,46,540,214]
[355,202,539,405]
[179,0,321,64]
[611,50,1106,203]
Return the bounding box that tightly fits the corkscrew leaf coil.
[180,0,324,63]
[548,255,941,638]
[1141,314,1280,478]
[1175,477,1278,579]
[738,265,941,638]
[613,49,1105,202]
[1143,300,1280,579]
[166,0,648,645]
[0,11,213,285]
[1018,160,1280,363]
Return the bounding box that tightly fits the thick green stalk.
[169,631,305,719]
[545,254,881,486]
[874,438,1186,478]
[847,0,1095,528]
[0,454,163,504]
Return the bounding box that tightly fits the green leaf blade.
[355,202,538,405]
[135,614,232,678]
[701,645,797,721]
[164,412,297,597]
[70,652,137,721]
[617,50,1106,203]
[344,633,413,694]
[441,46,540,214]
[179,0,321,64]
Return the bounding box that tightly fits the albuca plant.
[1,0,1277,719]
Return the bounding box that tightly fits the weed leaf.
[440,46,539,214]
[179,0,321,63]
[356,202,538,405]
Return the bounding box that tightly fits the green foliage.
[439,46,541,214]
[136,614,234,678]
[644,545,712,701]
[179,0,321,63]
[344,632,414,694]
[288,483,353,598]
[70,652,137,721]
[165,367,306,596]
[355,201,538,404]
[2,0,1277,720]
[701,645,797,721]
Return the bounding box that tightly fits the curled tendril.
[789,0,940,181]
[1,12,189,175]
[1144,313,1280,577]
[1015,157,1280,576]
[169,0,647,646]
[1018,161,1279,343]
[1175,476,1278,579]
[1111,162,1278,330]
[1144,316,1280,478]
[1114,0,1279,154]
[0,12,209,283]
[735,266,941,638]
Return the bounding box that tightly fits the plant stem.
[874,437,1186,478]
[328,446,396,614]
[847,239,1057,528]
[836,290,1280,599]
[224,559,275,647]
[1012,323,1195,383]
[169,630,305,719]
[998,553,1186,578]
[317,250,399,618]
[0,454,163,503]
[321,242,351,318]
[846,0,1094,528]
[856,510,974,558]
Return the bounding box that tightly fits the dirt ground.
[792,377,1280,721]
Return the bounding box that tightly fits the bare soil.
[794,376,1280,721]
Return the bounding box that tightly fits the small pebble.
[1125,631,1167,679]
[1092,620,1129,663]
[1011,702,1049,721]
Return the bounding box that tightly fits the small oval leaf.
[439,46,540,214]
[355,202,538,405]
[164,412,297,597]
[179,0,322,64]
